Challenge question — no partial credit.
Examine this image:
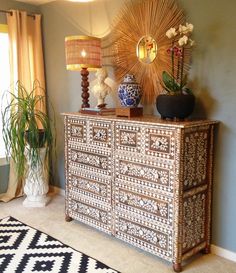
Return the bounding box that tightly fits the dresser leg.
[173,263,182,272]
[65,215,73,222]
[201,245,210,254]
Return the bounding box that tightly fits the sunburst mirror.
[110,0,187,104]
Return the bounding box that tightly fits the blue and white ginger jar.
[118,74,142,107]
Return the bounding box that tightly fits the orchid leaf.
[183,87,193,95]
[182,74,188,87]
[162,71,181,93]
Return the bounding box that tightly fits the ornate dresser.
[63,113,218,272]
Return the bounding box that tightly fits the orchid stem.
[171,40,175,88]
[180,47,185,92]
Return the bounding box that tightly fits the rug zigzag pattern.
[0,217,119,273]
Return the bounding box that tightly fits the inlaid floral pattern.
[158,203,168,217]
[70,125,83,138]
[71,150,108,170]
[93,128,107,142]
[120,131,136,146]
[115,124,141,153]
[119,219,167,249]
[119,190,168,217]
[119,161,169,184]
[150,136,169,151]
[71,151,78,161]
[72,176,107,197]
[183,193,206,251]
[76,202,108,224]
[145,129,175,160]
[184,131,208,189]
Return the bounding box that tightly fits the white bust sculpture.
[92,67,111,108]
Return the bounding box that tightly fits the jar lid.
[123,74,136,83]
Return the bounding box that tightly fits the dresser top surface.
[62,112,218,128]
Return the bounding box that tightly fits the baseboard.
[211,244,236,262]
[49,185,65,196]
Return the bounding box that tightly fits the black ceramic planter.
[156,94,195,120]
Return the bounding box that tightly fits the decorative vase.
[156,93,195,119]
[118,74,142,107]
[23,146,48,207]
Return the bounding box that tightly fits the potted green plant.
[156,22,195,119]
[2,81,53,180]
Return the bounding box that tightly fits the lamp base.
[81,67,90,108]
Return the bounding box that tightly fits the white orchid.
[186,23,194,32]
[189,38,195,47]
[179,23,194,35]
[166,27,177,39]
[178,35,188,46]
[163,22,195,94]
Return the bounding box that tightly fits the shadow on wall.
[191,83,218,119]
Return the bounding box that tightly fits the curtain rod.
[0,9,35,18]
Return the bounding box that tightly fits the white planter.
[23,146,48,207]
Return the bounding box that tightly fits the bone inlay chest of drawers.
[63,113,218,272]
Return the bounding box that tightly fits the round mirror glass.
[136,36,157,64]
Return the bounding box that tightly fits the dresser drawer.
[66,117,87,143]
[87,119,113,149]
[115,213,173,261]
[115,182,173,226]
[68,172,111,205]
[115,154,174,194]
[144,127,177,160]
[67,197,112,234]
[115,122,142,153]
[68,143,112,177]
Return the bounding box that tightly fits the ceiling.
[15,0,94,5]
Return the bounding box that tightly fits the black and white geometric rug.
[0,216,119,273]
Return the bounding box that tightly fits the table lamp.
[65,35,101,110]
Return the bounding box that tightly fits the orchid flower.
[178,35,188,46]
[179,23,194,35]
[166,28,177,38]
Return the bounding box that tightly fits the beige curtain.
[0,10,47,202]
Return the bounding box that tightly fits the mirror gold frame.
[110,0,188,104]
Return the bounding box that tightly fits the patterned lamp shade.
[65,35,101,70]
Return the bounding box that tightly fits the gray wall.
[0,0,38,23]
[178,0,236,253]
[40,0,236,253]
[0,165,9,193]
[0,0,39,194]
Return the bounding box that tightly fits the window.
[0,24,10,160]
